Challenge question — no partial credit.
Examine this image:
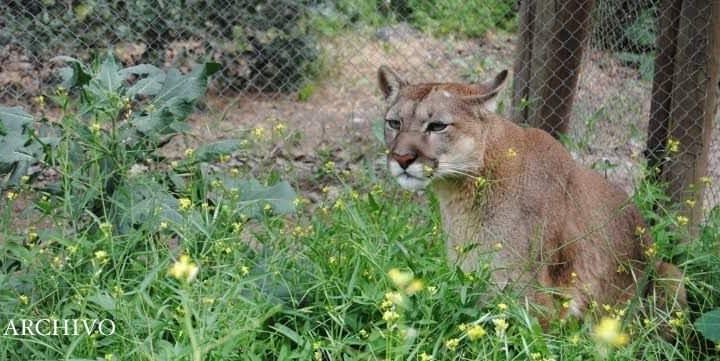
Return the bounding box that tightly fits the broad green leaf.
[151,63,221,117]
[119,64,163,78]
[132,62,220,136]
[695,309,720,342]
[127,72,166,96]
[87,55,122,97]
[195,139,242,162]
[110,178,184,232]
[51,55,91,88]
[209,175,296,217]
[0,106,33,133]
[0,106,41,183]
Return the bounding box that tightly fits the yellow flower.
[419,352,434,361]
[493,242,503,251]
[388,269,413,288]
[178,198,192,211]
[475,176,488,189]
[492,318,509,335]
[112,285,124,298]
[184,148,194,157]
[382,310,400,323]
[669,311,684,327]
[274,122,286,132]
[457,323,468,332]
[506,148,518,159]
[90,122,102,133]
[20,175,30,184]
[634,226,646,236]
[323,160,335,173]
[26,229,38,242]
[34,95,45,109]
[667,138,680,153]
[5,191,17,200]
[466,324,487,340]
[333,198,345,210]
[252,126,265,139]
[423,164,434,177]
[384,291,404,305]
[569,334,580,345]
[371,184,384,196]
[218,154,231,163]
[240,265,250,276]
[684,199,696,208]
[676,215,689,226]
[19,294,29,305]
[168,254,199,283]
[405,279,424,295]
[94,250,109,262]
[497,303,508,311]
[159,222,168,230]
[99,222,112,236]
[444,338,460,351]
[593,317,629,347]
[562,301,570,309]
[644,244,657,257]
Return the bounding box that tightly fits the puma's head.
[377,65,509,190]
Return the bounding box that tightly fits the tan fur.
[377,66,686,323]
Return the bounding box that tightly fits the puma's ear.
[462,69,509,112]
[378,65,406,102]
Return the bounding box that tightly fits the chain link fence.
[1,1,718,212]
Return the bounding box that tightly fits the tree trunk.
[512,0,596,138]
[646,0,720,234]
[646,0,683,170]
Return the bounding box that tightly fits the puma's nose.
[392,151,417,169]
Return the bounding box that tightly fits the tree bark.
[646,0,683,171]
[666,0,720,232]
[512,0,596,138]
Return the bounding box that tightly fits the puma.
[377,65,685,322]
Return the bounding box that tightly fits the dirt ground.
[180,24,720,209]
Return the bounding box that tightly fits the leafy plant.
[0,54,297,233]
[695,309,720,343]
[0,106,43,187]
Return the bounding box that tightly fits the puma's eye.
[386,119,401,130]
[426,122,448,132]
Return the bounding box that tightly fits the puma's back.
[376,65,685,320]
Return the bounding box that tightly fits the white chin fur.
[396,174,429,190]
[388,161,430,190]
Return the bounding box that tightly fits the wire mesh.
[0,0,717,211]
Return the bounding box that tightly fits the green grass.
[2,132,720,359]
